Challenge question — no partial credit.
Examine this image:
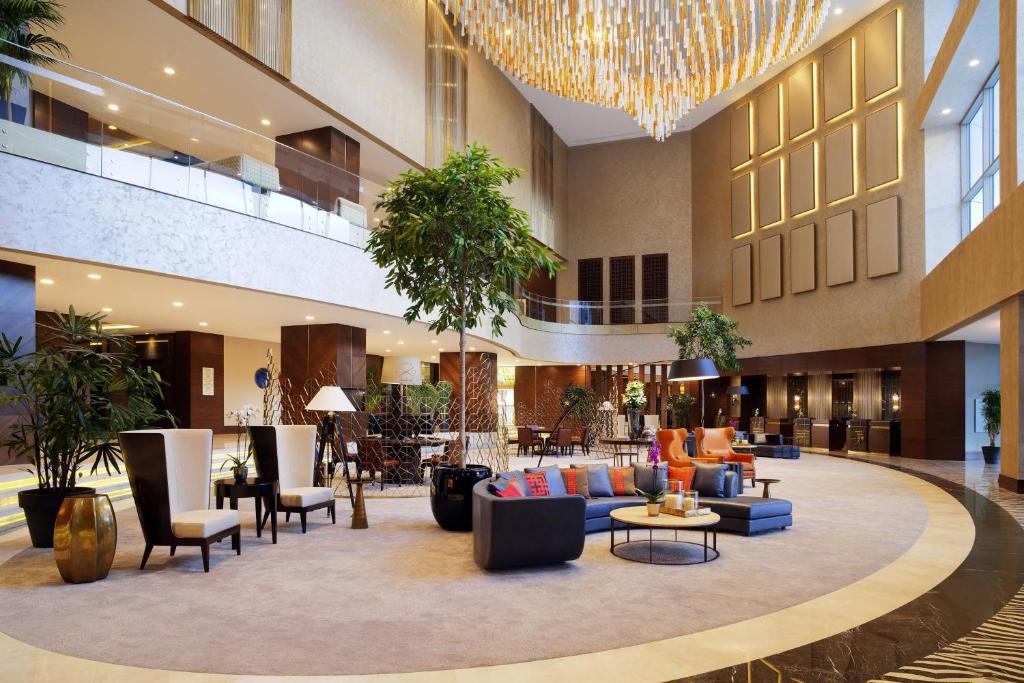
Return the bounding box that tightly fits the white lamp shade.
[305,385,357,412]
[381,356,423,385]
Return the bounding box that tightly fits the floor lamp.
[306,386,357,503]
[667,359,719,427]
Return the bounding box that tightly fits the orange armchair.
[656,429,688,468]
[695,427,755,485]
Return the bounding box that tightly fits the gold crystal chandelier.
[443,0,830,140]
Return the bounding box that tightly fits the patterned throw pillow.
[560,468,591,498]
[609,466,636,496]
[488,478,523,498]
[523,471,550,496]
[667,465,696,492]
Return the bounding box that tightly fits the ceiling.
[509,0,890,146]
[0,250,554,367]
[938,310,1000,344]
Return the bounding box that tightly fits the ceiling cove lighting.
[443,0,829,140]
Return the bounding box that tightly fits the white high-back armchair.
[251,424,336,533]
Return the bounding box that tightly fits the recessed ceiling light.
[968,58,980,67]
[430,339,437,344]
[382,330,391,335]
[438,348,444,352]
[469,347,476,351]
[107,124,118,131]
[305,315,315,321]
[172,301,184,307]
[107,103,119,112]
[430,355,436,359]
[87,273,101,280]
[260,118,271,126]
[163,66,175,75]
[39,278,54,285]
[397,340,405,345]
[384,349,392,353]
[101,307,113,313]
[101,323,139,331]
[199,321,208,327]
[941,108,952,115]
[190,137,199,143]
[833,7,843,15]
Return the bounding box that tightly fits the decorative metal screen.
[609,256,635,324]
[426,0,467,167]
[577,258,603,325]
[641,253,668,323]
[188,0,292,76]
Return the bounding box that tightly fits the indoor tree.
[0,0,70,123]
[981,388,1001,464]
[668,304,751,426]
[367,143,560,467]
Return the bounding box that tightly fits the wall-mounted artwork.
[790,223,816,294]
[823,38,854,121]
[788,62,816,139]
[826,211,855,286]
[757,84,782,154]
[865,102,900,189]
[865,9,900,101]
[866,195,900,278]
[825,124,855,203]
[758,158,783,227]
[789,142,816,216]
[731,102,752,168]
[732,243,753,306]
[731,173,753,236]
[759,234,782,300]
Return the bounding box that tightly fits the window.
[609,256,636,325]
[961,68,1000,234]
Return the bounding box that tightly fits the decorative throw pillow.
[523,471,550,496]
[573,463,613,498]
[608,466,636,496]
[560,468,590,498]
[488,478,523,498]
[667,465,696,492]
[498,471,532,497]
[692,462,726,498]
[632,463,667,494]
[525,465,568,496]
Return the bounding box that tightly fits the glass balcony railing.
[512,284,722,334]
[0,41,386,250]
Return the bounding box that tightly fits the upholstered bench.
[701,497,793,536]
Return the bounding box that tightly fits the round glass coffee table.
[609,506,720,565]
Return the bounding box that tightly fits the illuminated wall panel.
[826,211,855,286]
[790,223,816,293]
[866,195,900,277]
[731,103,752,168]
[758,158,783,227]
[864,10,899,100]
[823,39,854,121]
[731,173,753,236]
[788,62,815,139]
[757,84,782,154]
[759,234,782,300]
[732,243,753,305]
[865,103,900,189]
[789,142,816,216]
[825,124,855,203]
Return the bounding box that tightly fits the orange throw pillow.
[608,466,636,496]
[667,465,696,491]
[524,471,550,496]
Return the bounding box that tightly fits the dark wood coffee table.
[215,478,279,543]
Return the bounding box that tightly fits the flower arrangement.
[621,380,648,410]
[647,440,661,464]
[728,418,738,430]
[222,404,256,481]
[753,408,760,417]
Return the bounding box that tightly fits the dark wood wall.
[521,269,557,321]
[0,261,36,465]
[514,365,590,427]
[439,352,497,427]
[32,92,88,141]
[171,331,224,430]
[275,126,360,207]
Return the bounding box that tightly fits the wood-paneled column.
[280,323,366,435]
[171,331,224,430]
[440,351,498,432]
[1000,295,1024,492]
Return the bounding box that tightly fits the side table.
[215,478,279,544]
[754,478,781,498]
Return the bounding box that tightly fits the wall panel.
[790,223,816,293]
[823,39,854,121]
[826,211,855,286]
[731,103,752,168]
[731,173,753,236]
[756,85,782,154]
[758,158,783,227]
[867,195,900,277]
[759,234,783,300]
[788,63,816,139]
[865,103,900,188]
[865,9,900,100]
[789,142,816,216]
[732,244,753,306]
[825,124,855,203]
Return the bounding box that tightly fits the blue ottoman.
[702,497,792,536]
[755,444,801,459]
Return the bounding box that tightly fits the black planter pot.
[18,486,97,548]
[430,464,492,531]
[982,446,1000,465]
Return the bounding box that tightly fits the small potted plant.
[222,404,255,483]
[635,486,667,516]
[981,389,1000,465]
[622,380,648,439]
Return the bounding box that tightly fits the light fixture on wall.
[891,393,900,412]
[726,385,749,406]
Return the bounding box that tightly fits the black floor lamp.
[306,386,357,503]
[667,358,719,427]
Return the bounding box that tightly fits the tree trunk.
[459,325,467,468]
[5,98,12,124]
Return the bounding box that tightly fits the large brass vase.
[53,494,117,584]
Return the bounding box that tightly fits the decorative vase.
[982,446,1000,465]
[430,464,492,531]
[646,502,660,517]
[53,493,117,584]
[627,408,644,440]
[18,486,97,549]
[232,465,248,483]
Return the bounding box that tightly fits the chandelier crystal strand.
[445,0,828,140]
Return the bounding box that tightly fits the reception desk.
[846,419,869,451]
[766,418,794,439]
[811,420,846,451]
[868,420,901,455]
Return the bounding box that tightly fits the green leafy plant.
[634,486,667,503]
[365,365,384,413]
[981,389,1000,447]
[0,307,172,490]
[667,393,696,427]
[667,304,752,372]
[367,144,561,466]
[621,379,648,410]
[0,0,70,123]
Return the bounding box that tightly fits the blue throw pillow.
[631,463,667,494]
[499,471,532,497]
[573,463,613,497]
[525,464,568,496]
[692,462,726,498]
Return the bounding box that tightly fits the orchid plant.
[222,404,256,472]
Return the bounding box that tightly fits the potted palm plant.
[367,143,560,531]
[981,389,1000,465]
[0,308,170,547]
[1,0,70,124]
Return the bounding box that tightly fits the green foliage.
[0,0,70,122]
[667,304,752,372]
[561,384,597,417]
[634,486,667,503]
[407,380,453,415]
[621,379,647,410]
[365,365,384,413]
[0,307,172,490]
[981,389,1001,447]
[667,393,696,426]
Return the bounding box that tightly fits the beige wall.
[561,134,693,307]
[691,1,925,358]
[291,0,427,166]
[223,336,280,427]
